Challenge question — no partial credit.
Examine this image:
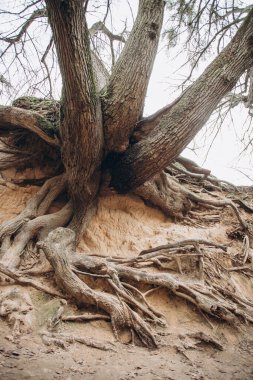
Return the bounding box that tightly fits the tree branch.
[132,92,186,142]
[45,0,104,235]
[90,50,110,91]
[102,0,165,152]
[0,106,59,146]
[111,7,253,192]
[0,8,47,59]
[89,21,126,43]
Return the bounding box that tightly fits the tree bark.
[0,106,58,146]
[45,0,104,233]
[102,0,164,153]
[110,8,253,193]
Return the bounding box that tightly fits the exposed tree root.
[70,245,253,324]
[0,175,72,270]
[169,157,237,191]
[134,172,192,218]
[0,105,59,147]
[187,331,224,351]
[41,331,116,351]
[23,225,251,348]
[0,161,252,349]
[0,174,65,241]
[134,172,250,248]
[115,265,253,324]
[0,263,65,298]
[62,313,111,322]
[1,202,72,269]
[0,100,60,172]
[39,228,159,348]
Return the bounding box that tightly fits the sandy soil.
[0,177,253,379]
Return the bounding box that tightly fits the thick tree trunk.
[45,0,103,234]
[102,0,164,153]
[110,8,253,193]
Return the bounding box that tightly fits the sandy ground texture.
[0,176,253,379]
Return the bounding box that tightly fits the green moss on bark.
[13,96,60,134]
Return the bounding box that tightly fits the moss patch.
[13,96,60,134]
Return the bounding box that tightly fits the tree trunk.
[102,0,164,153]
[45,0,104,234]
[110,8,253,193]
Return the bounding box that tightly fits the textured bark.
[111,8,253,193]
[102,0,164,153]
[0,202,72,270]
[0,175,68,270]
[40,228,157,348]
[45,0,103,233]
[0,106,58,146]
[132,94,185,143]
[134,172,192,217]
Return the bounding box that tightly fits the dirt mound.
[0,174,253,379]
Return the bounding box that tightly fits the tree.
[0,0,253,347]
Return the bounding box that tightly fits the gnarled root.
[39,228,158,348]
[0,175,72,270]
[36,227,253,348]
[115,266,253,324]
[0,174,66,241]
[72,251,253,325]
[134,171,250,242]
[134,172,192,218]
[3,225,252,348]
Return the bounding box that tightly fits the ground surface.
[1,173,253,379]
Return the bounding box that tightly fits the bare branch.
[90,21,126,43]
[102,0,165,153]
[0,8,47,59]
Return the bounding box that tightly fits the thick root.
[115,265,253,324]
[0,174,66,242]
[2,224,253,347]
[72,254,253,324]
[69,235,253,325]
[134,172,192,218]
[134,171,250,236]
[39,228,158,348]
[0,175,71,270]
[0,202,72,270]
